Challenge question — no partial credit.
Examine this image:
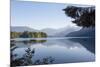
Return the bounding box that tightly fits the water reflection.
[10,38,95,66]
[69,38,95,54]
[11,48,35,66]
[11,47,55,66]
[22,40,47,45]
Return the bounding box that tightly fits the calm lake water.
[11,37,95,66]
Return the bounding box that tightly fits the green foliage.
[11,31,47,38]
[63,6,95,27]
[20,31,30,38]
[11,32,22,38]
[33,32,47,38]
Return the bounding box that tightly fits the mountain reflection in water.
[11,37,95,66]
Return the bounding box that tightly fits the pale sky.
[11,0,84,30]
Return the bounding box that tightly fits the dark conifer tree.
[63,6,95,27]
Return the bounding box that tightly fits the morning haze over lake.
[10,0,95,66]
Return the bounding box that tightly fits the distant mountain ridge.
[11,26,95,37]
[11,26,38,32]
[66,27,95,37]
[41,28,58,36]
[41,26,81,37]
[11,26,81,37]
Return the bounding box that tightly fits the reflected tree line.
[10,39,47,47]
[10,5,95,66]
[10,38,95,67]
